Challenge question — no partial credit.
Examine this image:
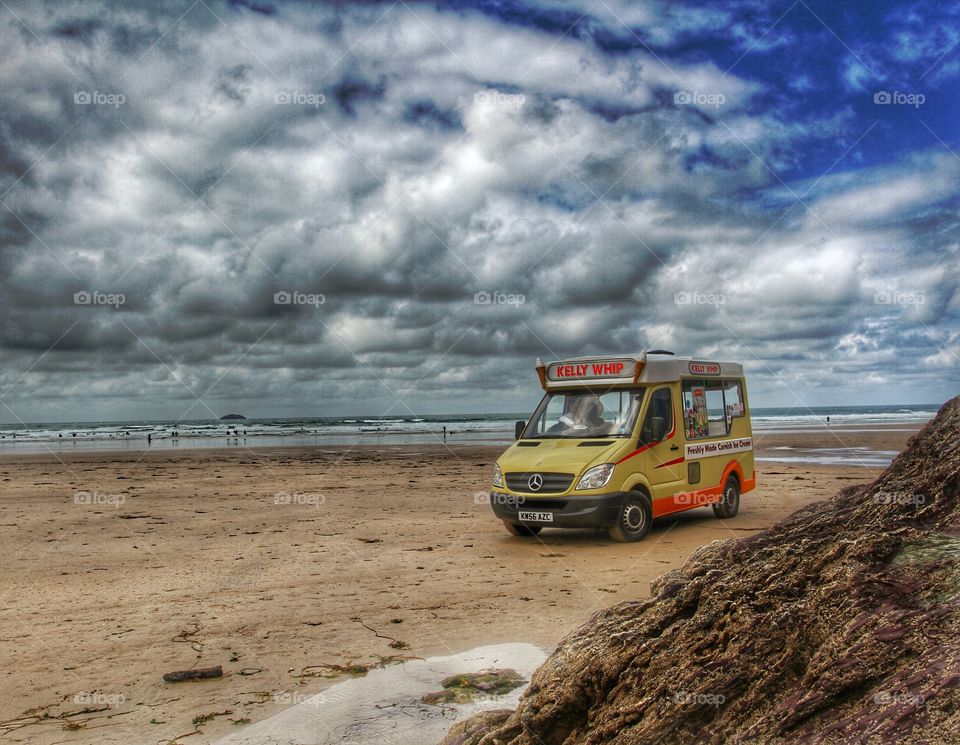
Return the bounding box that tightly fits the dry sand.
[0,425,919,744]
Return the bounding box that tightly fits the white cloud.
[0,0,956,419]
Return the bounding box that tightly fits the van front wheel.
[713,477,740,519]
[609,493,652,542]
[503,521,542,537]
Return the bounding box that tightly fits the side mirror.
[515,420,526,440]
[651,416,666,442]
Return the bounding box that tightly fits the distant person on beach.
[147,434,152,445]
[827,416,830,425]
[443,425,447,442]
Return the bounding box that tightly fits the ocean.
[0,405,939,454]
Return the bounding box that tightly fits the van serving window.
[683,379,742,440]
[724,380,745,419]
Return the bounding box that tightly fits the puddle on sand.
[212,643,547,745]
[757,446,900,467]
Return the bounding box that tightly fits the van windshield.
[522,388,645,439]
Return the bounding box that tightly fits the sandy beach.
[0,425,920,744]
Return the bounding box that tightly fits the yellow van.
[489,351,755,541]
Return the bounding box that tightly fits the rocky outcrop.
[444,397,960,744]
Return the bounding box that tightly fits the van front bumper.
[489,491,626,529]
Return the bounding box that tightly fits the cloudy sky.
[0,0,957,423]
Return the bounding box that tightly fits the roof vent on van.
[646,349,675,355]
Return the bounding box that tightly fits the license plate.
[518,511,554,523]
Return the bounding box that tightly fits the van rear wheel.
[503,521,542,537]
[713,477,740,519]
[609,492,652,542]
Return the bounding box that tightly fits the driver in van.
[551,395,605,433]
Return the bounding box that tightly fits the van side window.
[640,388,672,444]
[683,379,744,439]
[705,385,726,437]
[683,382,710,439]
[724,381,744,420]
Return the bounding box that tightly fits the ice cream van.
[489,351,755,542]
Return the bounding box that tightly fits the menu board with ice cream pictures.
[684,385,708,439]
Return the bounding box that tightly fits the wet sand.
[0,425,920,744]
[210,643,548,745]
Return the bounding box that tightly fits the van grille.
[505,472,575,494]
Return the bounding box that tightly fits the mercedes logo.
[527,473,543,491]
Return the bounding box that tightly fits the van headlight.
[576,463,615,490]
[492,464,504,488]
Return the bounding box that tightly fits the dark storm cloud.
[0,0,957,421]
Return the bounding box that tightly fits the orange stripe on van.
[654,455,685,468]
[616,442,654,464]
[651,458,752,518]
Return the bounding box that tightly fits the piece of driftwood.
[162,666,223,683]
